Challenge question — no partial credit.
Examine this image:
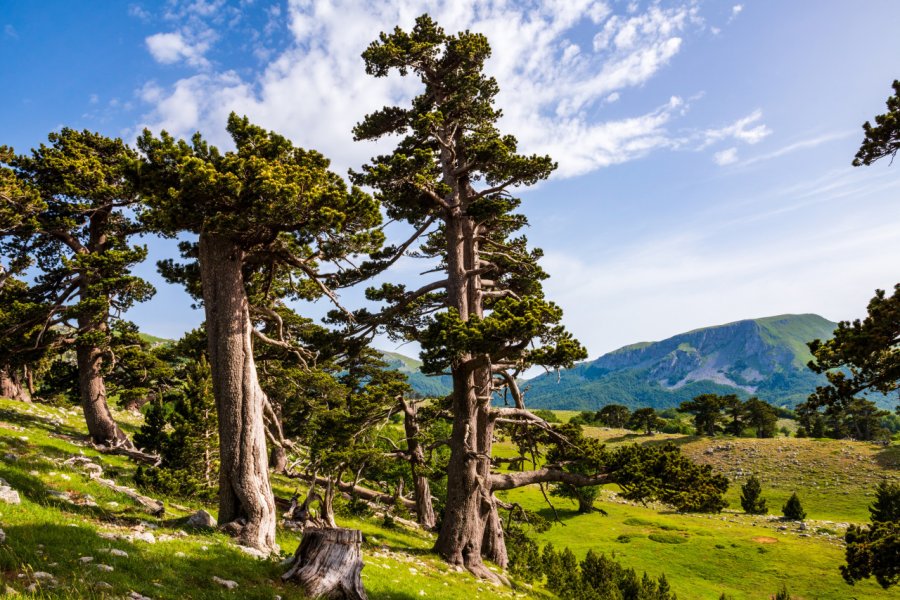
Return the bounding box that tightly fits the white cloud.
[713,147,738,165]
[606,92,620,103]
[137,1,707,178]
[737,131,854,167]
[145,31,211,68]
[701,109,772,148]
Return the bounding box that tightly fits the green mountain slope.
[378,351,453,399]
[522,314,845,410]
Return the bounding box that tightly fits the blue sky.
[2,1,899,360]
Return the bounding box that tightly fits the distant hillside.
[522,314,844,410]
[379,351,453,399]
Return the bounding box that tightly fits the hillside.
[378,351,453,399]
[0,398,536,599]
[522,314,841,410]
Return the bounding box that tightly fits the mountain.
[521,314,842,411]
[379,351,453,399]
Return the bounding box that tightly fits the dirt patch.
[752,536,778,543]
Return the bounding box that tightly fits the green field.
[0,398,897,598]
[496,425,900,599]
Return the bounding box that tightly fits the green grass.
[496,425,900,599]
[0,399,542,599]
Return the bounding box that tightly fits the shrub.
[740,476,768,514]
[782,492,806,521]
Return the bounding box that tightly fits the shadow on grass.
[0,523,315,599]
[0,406,86,442]
[874,444,900,471]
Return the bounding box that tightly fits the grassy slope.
[495,425,900,599]
[0,398,543,600]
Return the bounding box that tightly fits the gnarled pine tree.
[352,16,727,578]
[1,132,153,445]
[136,114,382,552]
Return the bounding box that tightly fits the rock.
[133,532,156,544]
[95,564,114,572]
[0,528,5,543]
[109,549,128,557]
[95,582,113,590]
[3,453,18,462]
[0,479,21,505]
[174,552,186,558]
[79,556,94,563]
[212,576,239,590]
[128,591,153,600]
[32,572,55,581]
[236,544,269,559]
[187,509,217,529]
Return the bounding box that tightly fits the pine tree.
[1,131,154,447]
[782,492,806,521]
[740,476,768,515]
[134,357,219,499]
[870,481,900,523]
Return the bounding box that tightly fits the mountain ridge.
[520,313,840,410]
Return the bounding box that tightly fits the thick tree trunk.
[75,335,130,447]
[413,473,436,530]
[282,528,367,600]
[199,231,277,553]
[481,497,508,569]
[0,366,31,402]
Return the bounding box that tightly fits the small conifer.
[782,492,806,521]
[740,476,768,515]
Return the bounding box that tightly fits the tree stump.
[282,527,368,600]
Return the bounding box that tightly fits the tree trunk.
[578,496,594,514]
[270,444,288,473]
[433,211,505,580]
[199,231,277,553]
[0,366,31,402]
[400,398,436,530]
[481,497,508,569]
[282,527,367,600]
[75,335,130,447]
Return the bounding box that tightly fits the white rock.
[95,564,114,572]
[109,549,128,557]
[186,509,217,529]
[0,528,5,543]
[79,556,94,563]
[32,572,54,580]
[236,544,268,559]
[133,532,156,544]
[212,576,238,590]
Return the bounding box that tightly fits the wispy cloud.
[738,131,854,167]
[713,147,738,165]
[135,1,720,177]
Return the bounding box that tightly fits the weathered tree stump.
[282,527,367,600]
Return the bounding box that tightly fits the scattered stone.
[79,556,94,563]
[4,453,18,462]
[109,549,129,557]
[174,552,186,558]
[128,591,153,600]
[132,532,156,544]
[0,528,5,543]
[236,544,269,559]
[95,582,113,590]
[32,572,55,581]
[212,576,238,590]
[0,478,21,504]
[95,564,114,572]
[186,509,217,529]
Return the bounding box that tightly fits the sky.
[2,0,899,363]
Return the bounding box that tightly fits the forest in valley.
[0,13,898,600]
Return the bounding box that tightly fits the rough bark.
[400,398,436,530]
[282,527,368,600]
[433,209,503,579]
[0,366,31,402]
[199,231,277,553]
[75,332,130,447]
